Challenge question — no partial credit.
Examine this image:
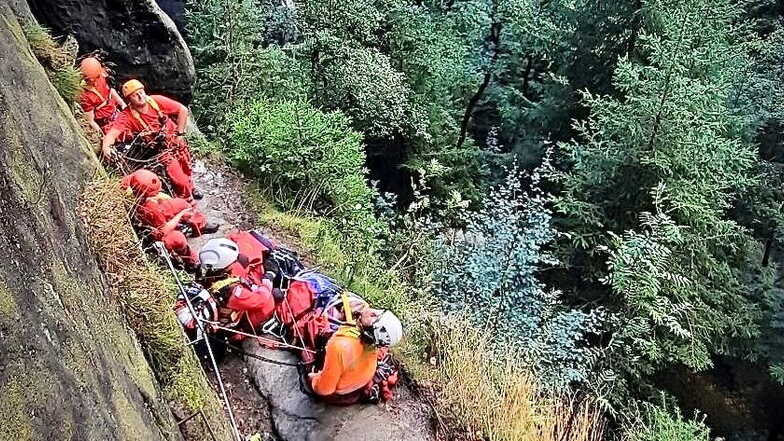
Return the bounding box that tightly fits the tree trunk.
[456,21,502,149]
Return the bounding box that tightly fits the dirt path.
[189,158,278,440]
[188,157,434,441]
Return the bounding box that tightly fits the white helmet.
[372,310,403,347]
[199,238,239,272]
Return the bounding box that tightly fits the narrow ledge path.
[189,158,435,441]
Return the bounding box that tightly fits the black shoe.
[192,189,204,200]
[202,222,220,234]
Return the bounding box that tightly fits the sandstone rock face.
[27,0,195,102]
[243,341,434,441]
[0,4,181,440]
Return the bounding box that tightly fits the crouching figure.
[197,237,278,340]
[122,169,216,267]
[309,296,403,405]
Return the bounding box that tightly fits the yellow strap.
[87,86,107,102]
[341,290,355,325]
[130,97,163,131]
[209,277,240,294]
[334,325,360,339]
[86,86,112,111]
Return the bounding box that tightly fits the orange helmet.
[122,79,145,98]
[121,169,162,198]
[79,57,104,80]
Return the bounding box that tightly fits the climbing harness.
[155,243,242,441]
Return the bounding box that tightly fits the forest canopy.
[185,0,784,439]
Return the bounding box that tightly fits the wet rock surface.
[27,0,195,102]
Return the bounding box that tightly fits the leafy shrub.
[432,165,600,389]
[228,99,385,247]
[313,42,413,139]
[299,0,386,46]
[187,0,311,137]
[627,400,710,441]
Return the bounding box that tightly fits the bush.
[228,99,385,248]
[627,400,710,441]
[187,0,311,137]
[312,42,413,139]
[432,166,600,389]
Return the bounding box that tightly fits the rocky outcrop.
[27,0,195,102]
[0,4,181,440]
[243,342,434,441]
[154,0,186,35]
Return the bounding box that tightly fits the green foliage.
[627,400,710,441]
[299,0,387,46]
[187,0,311,137]
[432,165,600,389]
[22,23,82,106]
[553,0,771,406]
[312,41,413,139]
[227,99,384,247]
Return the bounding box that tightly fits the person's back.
[311,333,378,396]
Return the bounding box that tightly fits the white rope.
[199,319,317,354]
[155,243,242,441]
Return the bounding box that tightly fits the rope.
[205,333,308,367]
[155,243,243,441]
[199,319,317,354]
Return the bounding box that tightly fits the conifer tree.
[555,0,766,400]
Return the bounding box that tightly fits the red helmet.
[121,169,162,198]
[79,57,104,80]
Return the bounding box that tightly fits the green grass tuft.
[22,22,83,106]
[247,185,412,314]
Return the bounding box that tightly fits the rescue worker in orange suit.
[78,57,126,133]
[197,238,279,340]
[122,169,217,267]
[102,79,202,200]
[309,302,403,404]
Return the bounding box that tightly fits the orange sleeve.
[150,95,183,117]
[109,112,133,134]
[79,91,96,112]
[311,338,346,396]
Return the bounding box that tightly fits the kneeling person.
[103,79,201,200]
[198,238,277,339]
[309,302,402,404]
[122,169,216,266]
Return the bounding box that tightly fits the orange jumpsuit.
[78,76,119,131]
[136,194,206,265]
[110,95,194,199]
[311,334,378,397]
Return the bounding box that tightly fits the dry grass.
[79,175,230,439]
[22,22,83,106]
[402,315,605,441]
